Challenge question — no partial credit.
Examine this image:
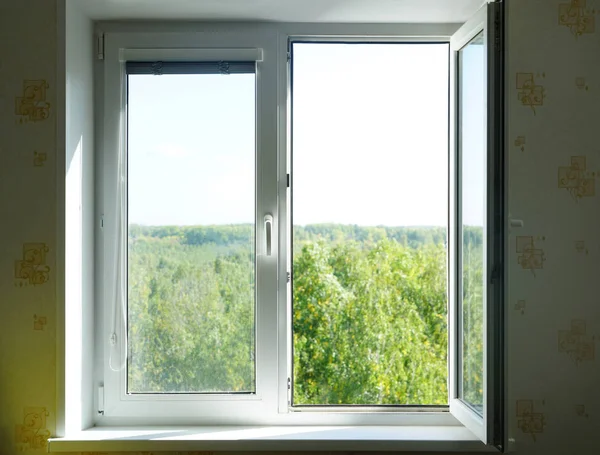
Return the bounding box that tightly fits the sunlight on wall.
[65,136,83,433]
[0,0,58,453]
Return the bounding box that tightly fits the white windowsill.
[49,425,494,452]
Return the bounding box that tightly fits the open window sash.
[448,2,505,450]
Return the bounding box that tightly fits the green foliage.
[127,223,482,405]
[292,224,448,253]
[128,228,255,393]
[293,240,448,405]
[461,234,484,408]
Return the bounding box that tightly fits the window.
[96,3,505,449]
[291,42,449,407]
[126,62,256,395]
[449,4,505,446]
[458,31,485,412]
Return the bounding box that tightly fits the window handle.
[264,214,273,256]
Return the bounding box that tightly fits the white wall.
[63,0,95,435]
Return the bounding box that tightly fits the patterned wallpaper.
[508,0,600,453]
[0,0,57,453]
[0,0,599,454]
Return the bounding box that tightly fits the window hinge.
[286,173,290,188]
[287,51,291,62]
[493,6,502,53]
[97,32,105,60]
[287,272,291,283]
[97,385,105,415]
[287,377,292,406]
[100,214,104,229]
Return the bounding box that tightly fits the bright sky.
[459,34,486,228]
[128,42,484,228]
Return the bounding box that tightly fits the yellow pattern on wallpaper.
[14,243,50,287]
[575,240,589,254]
[515,299,526,315]
[14,80,51,123]
[517,72,545,114]
[558,155,596,200]
[33,150,47,166]
[14,407,51,451]
[575,404,590,418]
[559,0,596,37]
[517,399,546,442]
[558,319,596,364]
[514,135,526,152]
[33,314,47,330]
[517,236,546,276]
[576,77,590,90]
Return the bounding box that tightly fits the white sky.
[459,35,486,228]
[128,42,484,228]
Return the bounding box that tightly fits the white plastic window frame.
[448,2,505,450]
[95,18,504,443]
[98,27,279,425]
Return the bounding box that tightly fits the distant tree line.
[127,223,483,405]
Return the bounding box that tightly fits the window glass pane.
[292,43,449,406]
[459,32,485,412]
[127,72,256,393]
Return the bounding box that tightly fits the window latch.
[98,385,105,415]
[264,214,273,256]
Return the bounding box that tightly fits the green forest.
[127,224,483,406]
